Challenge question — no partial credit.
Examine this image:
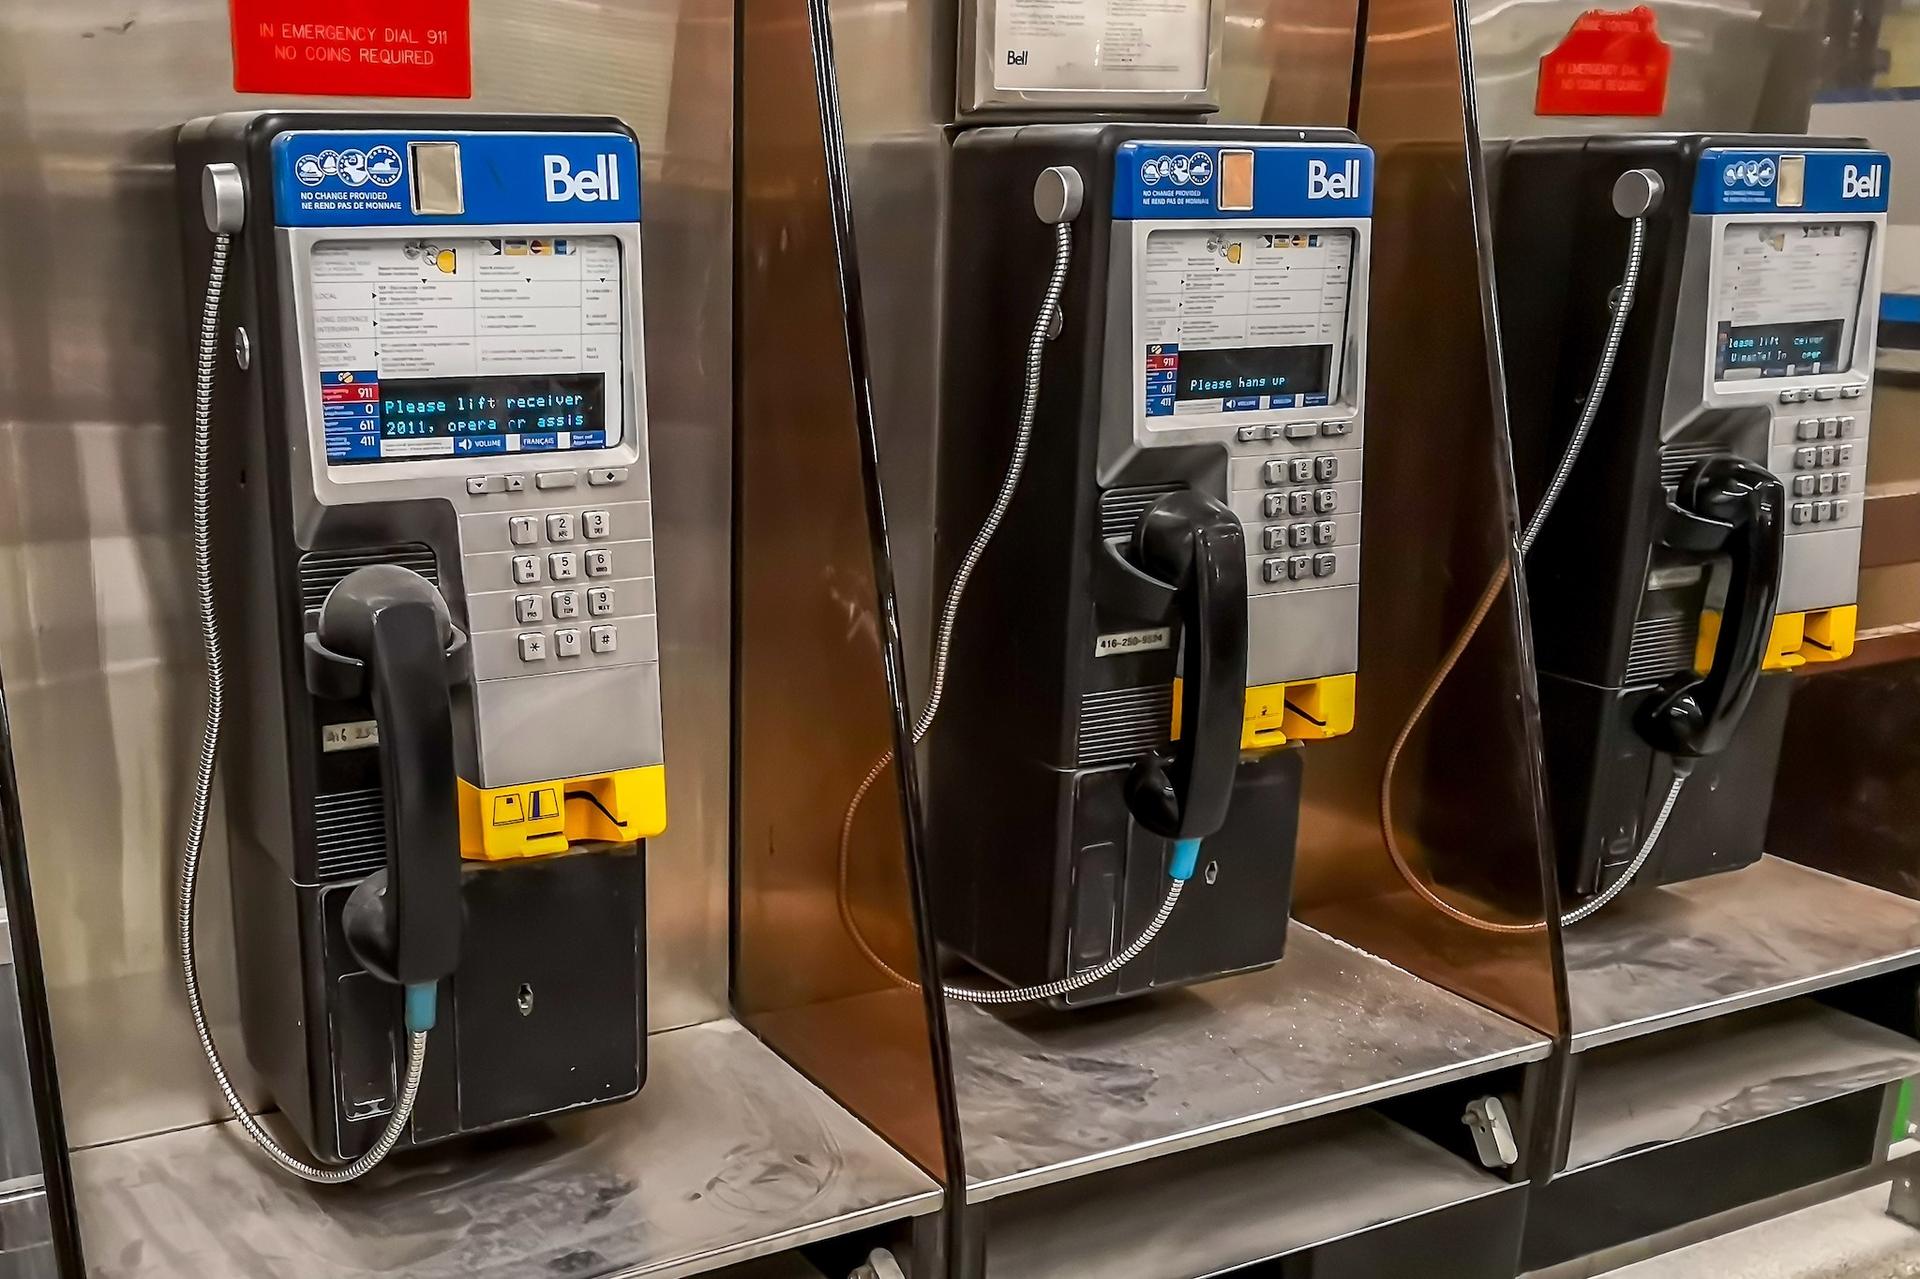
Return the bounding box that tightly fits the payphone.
[878,125,1373,1005]
[174,113,665,1179]
[1496,136,1889,899]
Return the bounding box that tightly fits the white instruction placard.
[993,0,1212,93]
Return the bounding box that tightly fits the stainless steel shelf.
[982,1109,1511,1277]
[1565,856,1920,1052]
[1567,1002,1920,1171]
[949,923,1551,1202]
[70,1018,940,1279]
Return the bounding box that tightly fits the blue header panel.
[271,130,641,227]
[1113,142,1374,220]
[1693,148,1890,215]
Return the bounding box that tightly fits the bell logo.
[1307,158,1361,200]
[545,153,622,203]
[1841,163,1884,200]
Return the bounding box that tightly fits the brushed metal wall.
[0,0,733,1149]
[1465,0,1828,140]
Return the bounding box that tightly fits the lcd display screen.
[1173,345,1332,401]
[311,234,625,465]
[1714,222,1871,380]
[1141,228,1353,418]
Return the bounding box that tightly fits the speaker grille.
[1099,485,1182,542]
[298,545,439,612]
[1660,444,1723,488]
[313,787,387,883]
[1625,611,1700,683]
[1078,685,1173,767]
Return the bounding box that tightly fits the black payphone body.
[1496,136,1888,897]
[176,113,667,1169]
[926,125,1372,1004]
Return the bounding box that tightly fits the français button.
[589,625,618,654]
[1283,422,1317,441]
[536,471,579,491]
[554,628,583,658]
[588,586,615,616]
[517,632,548,662]
[467,475,507,495]
[587,467,629,486]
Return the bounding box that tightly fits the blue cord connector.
[404,981,439,1034]
[1171,838,1203,882]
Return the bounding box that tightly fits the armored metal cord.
[1381,216,1688,934]
[180,231,429,1181]
[834,224,1194,1003]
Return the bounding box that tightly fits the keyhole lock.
[517,983,535,1017]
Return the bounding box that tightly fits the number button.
[546,513,577,542]
[509,516,538,546]
[1314,488,1337,514]
[511,555,540,585]
[589,625,618,654]
[554,628,583,658]
[552,589,582,620]
[1315,456,1338,482]
[1315,520,1336,546]
[584,548,614,578]
[517,632,548,662]
[514,594,544,624]
[1288,491,1311,516]
[588,586,616,617]
[582,510,611,539]
[1288,458,1312,484]
[549,551,580,582]
[1288,523,1313,549]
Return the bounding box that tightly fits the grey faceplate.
[1101,212,1372,687]
[278,223,663,789]
[1658,197,1887,617]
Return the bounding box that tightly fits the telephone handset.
[1639,457,1786,758]
[307,565,469,992]
[1124,490,1248,847]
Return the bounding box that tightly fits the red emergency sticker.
[1536,6,1671,118]
[229,0,472,99]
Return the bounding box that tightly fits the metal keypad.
[457,487,655,677]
